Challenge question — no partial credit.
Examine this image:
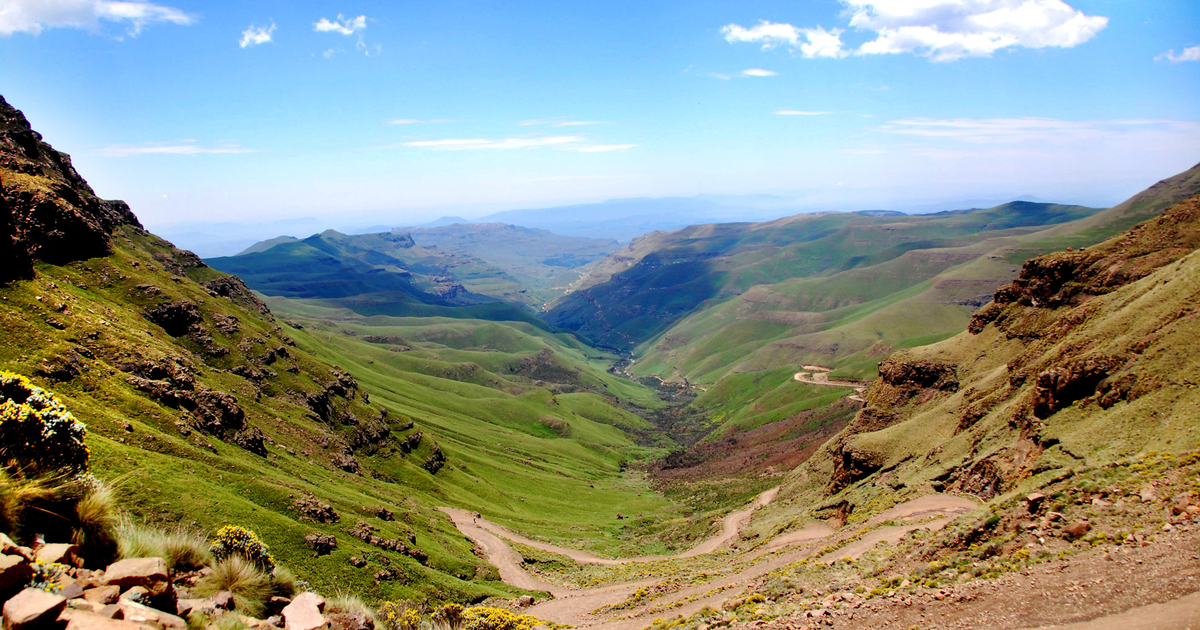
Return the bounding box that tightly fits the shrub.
[461,607,541,630]
[28,561,67,593]
[270,566,298,599]
[0,471,118,566]
[432,604,464,630]
[328,592,378,628]
[210,525,274,571]
[0,372,88,473]
[196,557,271,617]
[378,601,421,630]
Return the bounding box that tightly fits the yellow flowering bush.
[0,371,88,472]
[28,560,67,593]
[210,525,275,571]
[378,601,421,630]
[461,607,540,630]
[433,603,464,628]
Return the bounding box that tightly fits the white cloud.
[0,0,193,36]
[722,1,1107,62]
[721,21,848,59]
[775,109,833,116]
[313,14,365,35]
[740,68,777,77]
[1157,46,1200,63]
[100,143,256,157]
[878,117,1196,144]
[239,22,274,48]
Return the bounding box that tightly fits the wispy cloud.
[313,14,365,35]
[878,117,1197,144]
[0,0,194,36]
[100,142,256,157]
[519,118,612,127]
[722,0,1108,62]
[774,109,832,116]
[239,22,274,48]
[1157,46,1200,63]
[740,68,777,77]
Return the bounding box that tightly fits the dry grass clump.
[116,518,212,570]
[196,556,272,617]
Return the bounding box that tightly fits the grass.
[196,557,272,617]
[116,518,212,570]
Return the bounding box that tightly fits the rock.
[0,536,29,560]
[1063,521,1091,539]
[1188,506,1200,516]
[264,598,290,618]
[347,557,366,568]
[1172,494,1193,515]
[59,583,85,602]
[3,587,66,630]
[1139,487,1157,503]
[265,617,282,629]
[83,589,120,607]
[172,600,213,619]
[97,606,120,620]
[36,545,82,568]
[59,608,153,630]
[102,559,169,597]
[517,596,534,608]
[1025,493,1046,513]
[210,592,234,611]
[281,593,325,630]
[304,535,337,557]
[115,602,186,630]
[0,555,34,595]
[326,612,372,630]
[117,589,148,603]
[1091,497,1111,507]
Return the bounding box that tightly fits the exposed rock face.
[144,301,202,337]
[0,95,141,284]
[202,276,272,317]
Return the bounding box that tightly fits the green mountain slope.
[748,190,1200,536]
[0,94,691,605]
[545,202,1101,352]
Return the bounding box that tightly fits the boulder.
[1063,521,1091,539]
[326,613,371,630]
[1172,493,1193,516]
[0,536,31,561]
[1139,487,1157,503]
[171,600,213,619]
[281,593,325,630]
[3,587,66,630]
[35,544,81,567]
[102,560,169,597]
[82,588,120,606]
[1025,493,1046,513]
[117,589,148,603]
[114,602,185,630]
[59,609,153,630]
[0,555,33,595]
[209,593,234,612]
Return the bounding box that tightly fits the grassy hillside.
[745,191,1200,539]
[546,202,1100,352]
[0,95,701,607]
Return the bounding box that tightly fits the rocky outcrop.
[0,95,141,284]
[144,301,202,337]
[202,277,272,317]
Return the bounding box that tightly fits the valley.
[3,89,1200,630]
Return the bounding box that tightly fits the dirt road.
[793,366,867,402]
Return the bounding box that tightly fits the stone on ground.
[101,560,170,597]
[281,593,326,630]
[3,587,67,630]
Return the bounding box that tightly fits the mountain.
[0,95,698,605]
[755,187,1200,525]
[546,201,1103,355]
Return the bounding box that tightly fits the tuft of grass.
[116,519,211,570]
[71,481,120,566]
[270,565,298,599]
[327,591,378,628]
[196,556,272,618]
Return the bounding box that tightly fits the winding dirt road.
[440,491,979,629]
[793,366,867,402]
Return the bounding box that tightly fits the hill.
[547,201,1102,354]
[0,94,698,606]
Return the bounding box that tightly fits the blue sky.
[2,0,1199,228]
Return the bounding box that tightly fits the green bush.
[0,372,88,473]
[210,525,274,571]
[196,557,272,617]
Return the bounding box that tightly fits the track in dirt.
[793,366,866,402]
[441,492,978,629]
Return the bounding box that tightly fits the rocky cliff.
[0,96,141,284]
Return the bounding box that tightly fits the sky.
[2,0,1199,229]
